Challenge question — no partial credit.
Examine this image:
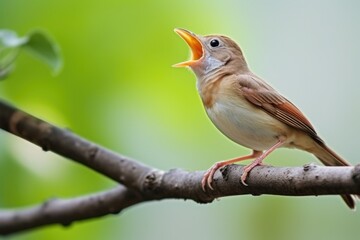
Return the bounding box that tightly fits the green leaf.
[0,30,28,48]
[23,31,63,74]
[0,29,63,80]
[0,38,21,80]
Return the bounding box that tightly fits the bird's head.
[173,28,248,79]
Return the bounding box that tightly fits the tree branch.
[0,99,360,235]
[0,186,143,235]
[1,164,359,235]
[0,100,152,191]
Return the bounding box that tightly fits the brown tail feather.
[313,142,357,209]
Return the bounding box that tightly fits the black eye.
[210,39,220,47]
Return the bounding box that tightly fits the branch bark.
[0,99,359,235]
[0,186,143,235]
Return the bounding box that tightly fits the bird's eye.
[210,39,220,47]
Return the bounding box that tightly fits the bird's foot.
[201,162,223,191]
[201,151,263,191]
[240,158,265,186]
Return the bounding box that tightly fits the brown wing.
[238,75,323,143]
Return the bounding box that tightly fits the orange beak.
[173,28,203,67]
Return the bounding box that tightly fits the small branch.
[0,99,360,235]
[0,100,152,191]
[0,186,143,235]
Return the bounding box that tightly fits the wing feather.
[237,75,322,142]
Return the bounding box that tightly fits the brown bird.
[174,28,357,209]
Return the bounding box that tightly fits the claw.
[201,173,208,191]
[240,172,248,186]
[240,157,265,186]
[207,176,214,190]
[201,164,219,191]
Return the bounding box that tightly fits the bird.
[173,28,357,209]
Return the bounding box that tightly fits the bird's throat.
[204,56,226,74]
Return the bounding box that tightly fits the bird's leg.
[240,138,286,186]
[202,150,262,191]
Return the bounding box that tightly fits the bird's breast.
[204,92,290,151]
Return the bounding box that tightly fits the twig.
[0,186,143,235]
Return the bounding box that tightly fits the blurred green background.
[1,0,359,239]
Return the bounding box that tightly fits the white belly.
[205,98,287,151]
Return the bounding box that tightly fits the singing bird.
[173,28,357,209]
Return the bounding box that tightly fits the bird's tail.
[312,142,357,209]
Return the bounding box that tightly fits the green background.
[1,0,359,239]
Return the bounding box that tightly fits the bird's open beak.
[173,28,203,67]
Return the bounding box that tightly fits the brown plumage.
[174,28,357,209]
